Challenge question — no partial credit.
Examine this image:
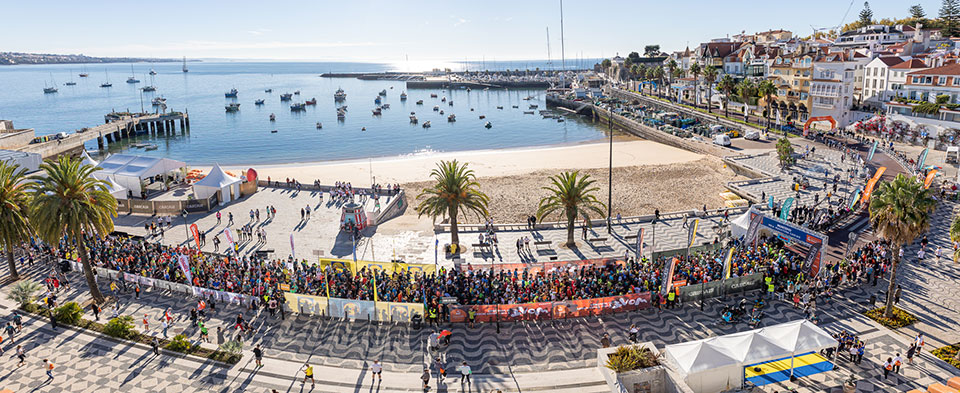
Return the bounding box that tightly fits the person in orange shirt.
[43,359,54,379]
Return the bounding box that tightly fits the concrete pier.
[17,111,189,158]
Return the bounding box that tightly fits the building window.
[880,68,885,77]
[939,76,947,85]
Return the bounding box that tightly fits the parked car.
[744,131,761,140]
[713,134,732,147]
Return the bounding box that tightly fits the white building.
[834,25,907,51]
[862,56,906,105]
[810,54,858,128]
[887,59,929,100]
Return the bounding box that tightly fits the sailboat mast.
[559,0,566,71]
[546,27,552,70]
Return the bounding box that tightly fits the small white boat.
[144,144,158,151]
[372,107,382,115]
[151,97,166,106]
[334,88,346,101]
[149,69,157,75]
[447,114,456,122]
[400,92,407,100]
[441,96,446,102]
[141,85,156,92]
[409,115,418,123]
[382,103,390,109]
[422,120,431,128]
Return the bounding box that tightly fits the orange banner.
[447,292,652,323]
[190,224,201,249]
[861,167,886,203]
[924,169,939,189]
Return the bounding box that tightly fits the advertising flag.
[177,255,192,283]
[687,219,699,248]
[723,248,735,279]
[636,228,644,260]
[916,148,929,171]
[290,233,296,259]
[190,224,201,249]
[867,140,878,161]
[745,212,763,245]
[779,197,794,220]
[661,257,679,295]
[224,227,234,246]
[923,169,939,189]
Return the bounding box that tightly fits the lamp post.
[607,113,613,234]
[181,210,189,246]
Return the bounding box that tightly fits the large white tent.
[80,150,98,168]
[663,320,837,393]
[104,177,127,199]
[192,164,241,204]
[95,154,186,196]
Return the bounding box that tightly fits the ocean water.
[0,61,607,165]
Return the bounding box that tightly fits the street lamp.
[181,210,189,246]
[607,114,614,234]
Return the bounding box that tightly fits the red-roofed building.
[903,63,960,103]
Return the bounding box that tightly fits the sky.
[0,0,940,65]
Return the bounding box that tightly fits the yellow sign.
[318,258,436,275]
[283,292,329,316]
[374,301,424,322]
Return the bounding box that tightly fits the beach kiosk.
[340,201,368,232]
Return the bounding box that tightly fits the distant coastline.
[0,52,188,66]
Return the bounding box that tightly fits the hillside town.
[0,52,178,65]
[581,2,960,150]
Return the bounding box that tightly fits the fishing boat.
[126,65,140,83]
[448,101,453,106]
[466,87,472,92]
[485,121,493,129]
[441,97,447,102]
[316,122,323,129]
[529,104,539,109]
[381,103,390,109]
[361,127,366,131]
[141,85,156,92]
[149,69,157,75]
[416,100,423,105]
[290,103,306,111]
[523,95,534,100]
[410,111,416,115]
[430,93,438,98]
[523,111,535,114]
[433,105,439,111]
[339,105,348,111]
[225,88,238,98]
[255,99,265,105]
[372,107,382,115]
[400,91,407,100]
[512,105,519,108]
[79,66,89,78]
[422,120,431,128]
[100,82,112,88]
[271,130,278,133]
[305,98,317,105]
[280,93,293,101]
[447,114,456,122]
[43,74,58,93]
[269,113,276,121]
[557,117,565,122]
[439,110,444,115]
[43,86,58,94]
[337,110,346,120]
[496,106,503,109]
[151,97,166,106]
[374,96,382,105]
[265,88,273,93]
[409,115,418,124]
[225,103,241,112]
[182,56,189,73]
[378,89,387,96]
[334,88,346,101]
[294,90,301,95]
[144,144,158,151]
[479,115,485,119]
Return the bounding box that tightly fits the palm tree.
[653,66,665,98]
[717,75,737,119]
[738,79,756,121]
[415,160,489,248]
[868,174,937,318]
[757,79,777,130]
[951,215,960,262]
[29,155,117,303]
[703,67,718,113]
[0,162,32,281]
[536,171,607,247]
[688,63,702,106]
[666,59,678,87]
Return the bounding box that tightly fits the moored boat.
[334,88,346,101]
[255,99,265,105]
[416,100,423,105]
[378,89,387,96]
[399,91,407,100]
[485,121,493,128]
[305,98,317,105]
[225,103,241,112]
[372,107,382,115]
[422,120,431,128]
[447,114,456,122]
[225,88,238,98]
[280,93,293,101]
[269,113,276,121]
[409,115,418,123]
[290,103,306,111]
[316,122,323,129]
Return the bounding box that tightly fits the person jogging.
[43,359,54,379]
[253,344,263,368]
[370,359,382,384]
[458,361,471,384]
[300,363,315,388]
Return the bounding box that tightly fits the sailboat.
[141,73,156,92]
[126,65,140,83]
[182,57,189,73]
[100,70,112,88]
[149,68,157,76]
[64,71,77,86]
[43,73,58,94]
[79,66,89,78]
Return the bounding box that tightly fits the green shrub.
[863,307,917,329]
[604,345,660,373]
[103,316,138,339]
[7,281,42,307]
[165,334,198,354]
[53,302,84,325]
[218,340,242,355]
[932,344,960,370]
[208,350,243,364]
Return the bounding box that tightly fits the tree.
[703,67,718,113]
[757,79,777,129]
[941,0,960,37]
[869,174,937,318]
[738,79,756,120]
[951,215,960,262]
[644,45,661,57]
[6,280,41,307]
[909,4,926,19]
[652,66,665,97]
[29,156,117,303]
[601,58,612,70]
[776,137,795,168]
[415,160,489,248]
[627,51,642,64]
[536,171,606,247]
[666,59,678,86]
[688,62,701,105]
[0,162,32,281]
[717,75,737,118]
[859,2,874,25]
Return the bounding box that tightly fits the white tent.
[104,177,127,199]
[663,320,837,393]
[730,208,753,239]
[192,164,242,205]
[95,154,186,196]
[80,150,98,168]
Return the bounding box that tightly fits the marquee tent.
[192,164,242,205]
[663,320,837,393]
[94,154,186,196]
[104,177,127,199]
[80,150,98,168]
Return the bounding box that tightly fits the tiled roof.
[876,56,905,67]
[890,59,928,69]
[907,63,960,76]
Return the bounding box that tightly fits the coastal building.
[888,59,929,99]
[810,53,859,128]
[900,63,960,104]
[769,53,815,123]
[834,25,907,50]
[861,56,906,106]
[883,63,960,132]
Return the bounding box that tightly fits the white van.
[713,134,731,147]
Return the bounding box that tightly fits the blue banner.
[768,196,774,209]
[916,148,929,171]
[849,187,862,209]
[867,141,878,161]
[779,197,794,220]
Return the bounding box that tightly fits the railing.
[116,192,219,215]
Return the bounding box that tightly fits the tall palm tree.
[0,162,32,281]
[688,63,702,106]
[653,66,665,98]
[703,67,718,113]
[29,155,117,303]
[738,79,756,120]
[868,174,937,318]
[415,160,489,247]
[536,171,607,247]
[950,215,960,262]
[757,79,777,130]
[717,75,737,118]
[666,59,678,87]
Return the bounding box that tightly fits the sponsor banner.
[457,258,621,274]
[284,292,330,316]
[357,260,438,275]
[679,280,723,303]
[177,255,192,283]
[805,242,823,277]
[328,298,376,320]
[448,292,651,323]
[375,302,425,322]
[116,198,130,214]
[924,169,939,189]
[123,272,138,283]
[129,199,154,214]
[722,273,764,294]
[139,277,155,287]
[184,198,207,213]
[190,224,201,249]
[169,282,193,295]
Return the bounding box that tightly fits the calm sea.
[0,61,606,165]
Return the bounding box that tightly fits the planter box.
[597,342,666,393]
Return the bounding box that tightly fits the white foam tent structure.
[192,164,242,205]
[104,177,127,199]
[93,154,186,197]
[663,320,838,393]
